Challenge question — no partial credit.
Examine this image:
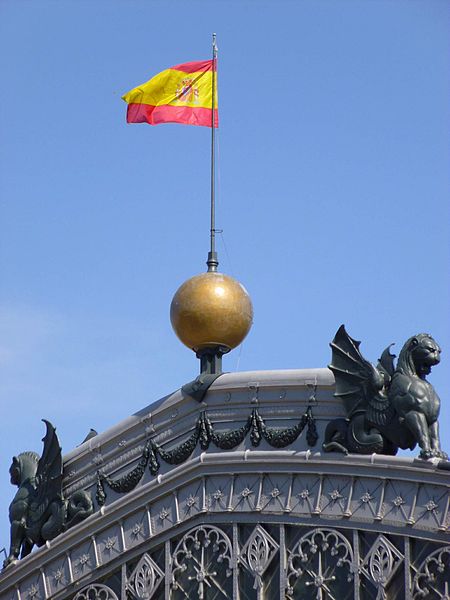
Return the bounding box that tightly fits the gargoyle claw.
[419,450,435,460]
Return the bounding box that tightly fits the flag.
[122,60,218,128]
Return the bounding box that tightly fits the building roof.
[1,368,448,599]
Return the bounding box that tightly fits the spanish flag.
[122,60,218,128]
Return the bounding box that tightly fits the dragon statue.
[3,420,93,569]
[323,325,447,460]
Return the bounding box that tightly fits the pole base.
[196,345,230,374]
[206,251,219,272]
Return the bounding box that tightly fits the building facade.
[0,368,449,600]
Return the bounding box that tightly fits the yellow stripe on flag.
[122,68,217,110]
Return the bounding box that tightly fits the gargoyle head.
[10,452,39,486]
[9,457,20,486]
[398,334,441,379]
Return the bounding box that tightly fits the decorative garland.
[96,407,318,506]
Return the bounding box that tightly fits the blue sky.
[0,0,449,554]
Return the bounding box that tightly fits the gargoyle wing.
[366,390,395,427]
[367,344,397,427]
[29,420,63,526]
[377,344,396,380]
[329,325,385,418]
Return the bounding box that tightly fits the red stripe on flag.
[170,59,216,73]
[126,103,218,127]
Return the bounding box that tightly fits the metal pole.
[207,33,219,272]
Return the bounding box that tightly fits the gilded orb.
[170,272,253,352]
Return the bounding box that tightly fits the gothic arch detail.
[171,525,233,599]
[73,583,119,600]
[413,545,450,600]
[286,527,355,599]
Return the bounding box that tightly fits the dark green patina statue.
[324,325,447,460]
[3,420,93,569]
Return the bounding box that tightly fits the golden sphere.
[170,272,253,352]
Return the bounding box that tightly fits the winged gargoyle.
[323,325,447,460]
[3,420,93,569]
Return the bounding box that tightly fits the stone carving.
[53,567,64,585]
[171,525,233,599]
[324,325,447,459]
[210,414,251,449]
[73,583,119,600]
[413,545,450,599]
[252,406,318,447]
[127,552,164,599]
[240,525,279,592]
[286,528,354,599]
[4,420,93,569]
[155,428,200,464]
[99,442,153,495]
[361,534,403,600]
[27,583,39,599]
[104,537,116,551]
[96,407,317,505]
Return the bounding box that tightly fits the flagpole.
[207,33,218,272]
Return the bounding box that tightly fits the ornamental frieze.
[95,406,318,505]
